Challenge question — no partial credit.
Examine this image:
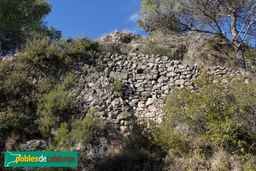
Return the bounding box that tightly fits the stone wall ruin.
[71,52,244,134]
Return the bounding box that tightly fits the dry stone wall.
[71,52,243,134]
[97,31,141,44]
[0,51,246,152]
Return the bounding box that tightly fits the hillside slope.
[1,31,256,170]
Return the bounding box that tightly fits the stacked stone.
[73,52,201,133]
[97,31,141,44]
[206,66,240,77]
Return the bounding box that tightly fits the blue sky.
[44,0,147,40]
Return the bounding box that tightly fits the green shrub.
[0,62,32,115]
[36,88,72,136]
[113,77,122,91]
[0,61,31,98]
[245,48,256,60]
[243,154,256,171]
[95,123,164,171]
[0,109,31,153]
[58,36,98,58]
[0,110,29,134]
[149,122,190,156]
[37,77,56,94]
[4,71,31,97]
[141,42,177,59]
[98,43,123,55]
[150,72,256,169]
[17,37,63,68]
[36,73,75,137]
[71,109,104,145]
[17,36,98,68]
[48,122,71,151]
[60,72,75,89]
[151,45,170,56]
[96,61,104,71]
[47,109,104,159]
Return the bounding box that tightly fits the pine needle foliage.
[36,73,75,137]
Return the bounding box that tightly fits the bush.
[0,109,31,153]
[46,109,105,169]
[0,110,29,134]
[17,37,62,68]
[113,77,123,91]
[245,48,256,60]
[151,45,171,57]
[0,61,32,114]
[17,36,98,68]
[58,36,98,58]
[48,122,71,151]
[95,123,164,171]
[96,61,104,71]
[37,77,56,94]
[141,40,178,59]
[71,109,105,145]
[150,72,256,169]
[36,73,75,137]
[98,42,122,54]
[4,71,31,98]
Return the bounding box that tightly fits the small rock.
[137,87,144,92]
[120,126,129,133]
[129,99,139,107]
[167,72,176,77]
[86,95,94,102]
[161,85,169,91]
[136,74,145,80]
[141,91,151,98]
[221,79,228,84]
[117,111,132,120]
[146,98,154,106]
[175,79,185,85]
[145,112,156,118]
[158,76,169,83]
[148,105,157,112]
[20,140,47,151]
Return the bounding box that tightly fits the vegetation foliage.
[141,42,175,59]
[17,36,98,68]
[0,0,52,55]
[149,73,256,170]
[48,109,105,151]
[0,110,30,135]
[36,73,75,137]
[71,109,105,145]
[113,77,123,91]
[95,123,164,171]
[138,0,256,69]
[1,0,256,170]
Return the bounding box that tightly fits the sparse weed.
[113,77,123,91]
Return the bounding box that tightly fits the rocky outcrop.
[97,31,141,44]
[20,139,47,151]
[96,31,142,55]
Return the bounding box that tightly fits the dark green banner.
[4,151,78,167]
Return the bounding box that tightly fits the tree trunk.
[235,46,246,70]
[230,12,246,70]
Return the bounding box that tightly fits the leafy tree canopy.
[138,0,256,69]
[0,0,52,55]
